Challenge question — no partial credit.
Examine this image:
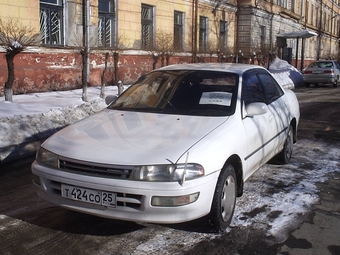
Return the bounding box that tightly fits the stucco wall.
[0,51,210,95]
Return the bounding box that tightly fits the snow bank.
[269,57,304,89]
[0,99,107,163]
[0,86,125,163]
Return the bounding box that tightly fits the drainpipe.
[192,0,198,63]
[317,0,323,60]
[82,0,90,102]
[86,0,90,99]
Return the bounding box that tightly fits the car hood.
[43,109,228,165]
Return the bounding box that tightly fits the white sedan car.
[32,63,300,232]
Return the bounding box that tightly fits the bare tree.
[100,52,109,98]
[0,17,38,102]
[155,29,174,67]
[109,33,128,92]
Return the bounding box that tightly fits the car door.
[241,70,288,179]
[334,61,340,81]
[257,71,289,158]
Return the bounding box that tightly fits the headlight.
[131,163,204,182]
[36,147,59,168]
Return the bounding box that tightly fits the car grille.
[58,158,133,179]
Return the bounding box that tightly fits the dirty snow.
[0,86,125,161]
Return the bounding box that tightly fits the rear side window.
[243,74,265,105]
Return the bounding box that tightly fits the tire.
[333,79,339,87]
[304,82,310,88]
[208,164,237,232]
[277,125,293,164]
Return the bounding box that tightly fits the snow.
[269,57,304,88]
[0,86,124,163]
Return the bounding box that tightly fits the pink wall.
[0,52,202,96]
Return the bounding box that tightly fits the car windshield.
[108,70,238,116]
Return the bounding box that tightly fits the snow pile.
[269,57,304,89]
[0,86,123,163]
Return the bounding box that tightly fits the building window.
[219,20,228,51]
[311,4,314,27]
[40,0,63,45]
[174,11,184,51]
[277,0,288,9]
[199,16,208,52]
[141,4,154,50]
[291,0,295,12]
[98,0,116,47]
[260,26,266,50]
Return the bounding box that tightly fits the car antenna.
[180,152,189,186]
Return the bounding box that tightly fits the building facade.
[0,0,339,95]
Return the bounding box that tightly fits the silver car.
[31,63,300,232]
[303,60,340,87]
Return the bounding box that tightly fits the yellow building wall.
[198,3,236,53]
[117,0,236,52]
[0,0,40,33]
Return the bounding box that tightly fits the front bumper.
[31,161,220,224]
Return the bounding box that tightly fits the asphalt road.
[1,86,340,255]
[277,86,340,255]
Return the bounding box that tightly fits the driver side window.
[243,73,266,105]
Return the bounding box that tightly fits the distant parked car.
[303,60,340,87]
[31,63,300,232]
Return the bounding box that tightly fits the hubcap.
[220,175,236,222]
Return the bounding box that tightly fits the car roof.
[155,63,267,75]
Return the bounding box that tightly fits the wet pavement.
[1,87,340,255]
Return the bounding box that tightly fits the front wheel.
[208,164,237,232]
[277,125,293,164]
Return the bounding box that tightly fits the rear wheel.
[277,125,293,164]
[209,164,237,232]
[304,82,310,88]
[333,78,339,87]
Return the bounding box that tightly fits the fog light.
[151,192,199,207]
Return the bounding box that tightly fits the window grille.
[174,11,184,51]
[98,0,115,47]
[141,4,154,49]
[40,1,63,46]
[219,21,228,51]
[199,16,208,52]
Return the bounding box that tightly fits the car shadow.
[162,217,220,234]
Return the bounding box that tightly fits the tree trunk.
[113,52,119,84]
[161,53,165,67]
[166,54,170,66]
[81,50,88,102]
[4,52,16,102]
[100,53,109,99]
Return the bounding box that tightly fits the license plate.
[61,184,116,207]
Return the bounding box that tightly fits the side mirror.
[105,95,118,105]
[245,102,268,116]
